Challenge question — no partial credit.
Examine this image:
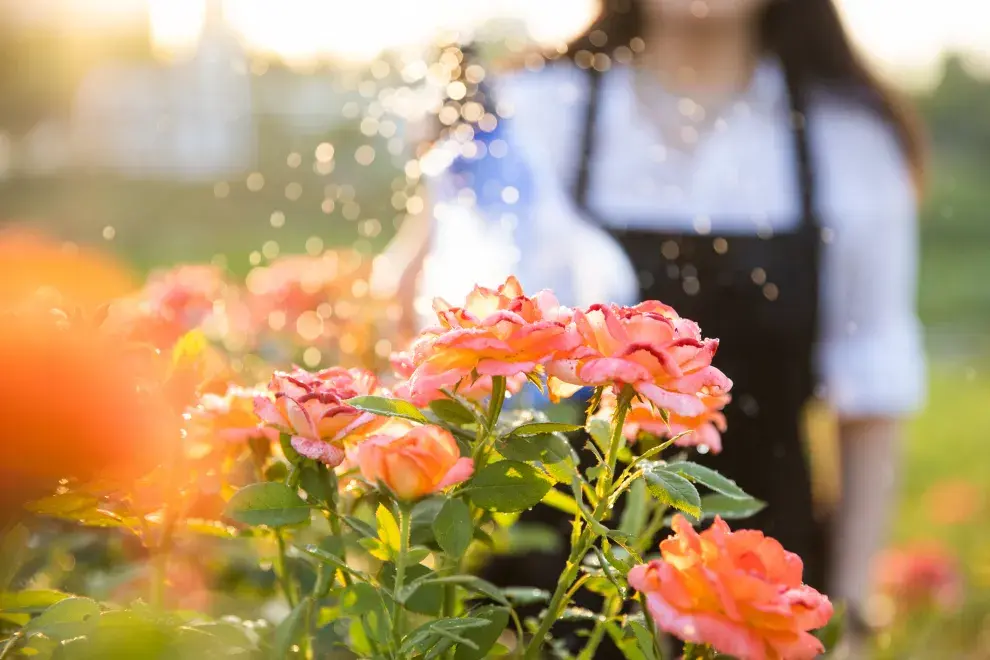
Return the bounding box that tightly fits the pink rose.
[254,367,386,467]
[548,302,731,415]
[399,276,577,404]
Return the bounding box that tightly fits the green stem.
[523,532,590,660]
[604,385,636,495]
[0,633,21,660]
[473,375,508,465]
[318,468,382,659]
[523,387,635,659]
[487,375,507,432]
[274,530,298,608]
[150,549,167,610]
[391,503,412,653]
[578,594,622,660]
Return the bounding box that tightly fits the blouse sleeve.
[812,101,926,418]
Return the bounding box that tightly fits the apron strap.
[782,66,817,228]
[573,67,603,213]
[572,64,818,227]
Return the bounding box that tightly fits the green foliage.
[432,498,473,557]
[346,395,428,424]
[466,461,554,513]
[224,482,311,528]
[644,467,702,520]
[665,462,750,500]
[429,399,478,426]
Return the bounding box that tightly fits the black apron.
[480,64,830,656]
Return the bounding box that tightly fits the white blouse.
[419,59,925,417]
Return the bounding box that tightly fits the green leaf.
[586,417,612,454]
[433,498,473,557]
[187,621,259,651]
[466,461,553,513]
[301,545,368,581]
[619,478,650,538]
[644,468,702,520]
[429,399,477,426]
[394,564,444,616]
[509,422,583,437]
[698,494,767,521]
[346,395,428,424]
[629,620,659,660]
[559,607,598,621]
[666,462,751,500]
[495,432,573,466]
[343,515,377,539]
[299,463,335,506]
[400,617,489,657]
[224,482,310,527]
[339,583,384,616]
[279,432,300,463]
[0,524,30,593]
[273,597,309,659]
[410,497,445,546]
[24,597,100,641]
[409,575,509,607]
[0,590,72,614]
[376,503,401,554]
[500,587,551,606]
[454,606,511,660]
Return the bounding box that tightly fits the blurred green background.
[1,10,988,657]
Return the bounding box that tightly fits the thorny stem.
[274,529,298,608]
[523,386,635,660]
[578,594,622,660]
[0,633,22,660]
[391,503,413,654]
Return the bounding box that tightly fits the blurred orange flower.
[875,542,963,613]
[350,423,473,501]
[255,367,386,467]
[401,276,577,404]
[187,385,277,447]
[629,515,832,660]
[924,479,983,526]
[104,264,249,350]
[0,233,178,514]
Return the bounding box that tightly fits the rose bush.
[2,270,839,660]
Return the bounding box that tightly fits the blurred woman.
[374,0,926,652]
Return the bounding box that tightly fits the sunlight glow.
[141,0,988,83]
[148,0,207,59]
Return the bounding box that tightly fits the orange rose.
[350,423,473,501]
[187,385,277,448]
[254,367,386,467]
[629,515,833,660]
[596,387,730,454]
[401,276,577,404]
[548,302,731,415]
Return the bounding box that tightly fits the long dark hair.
[565,0,925,184]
